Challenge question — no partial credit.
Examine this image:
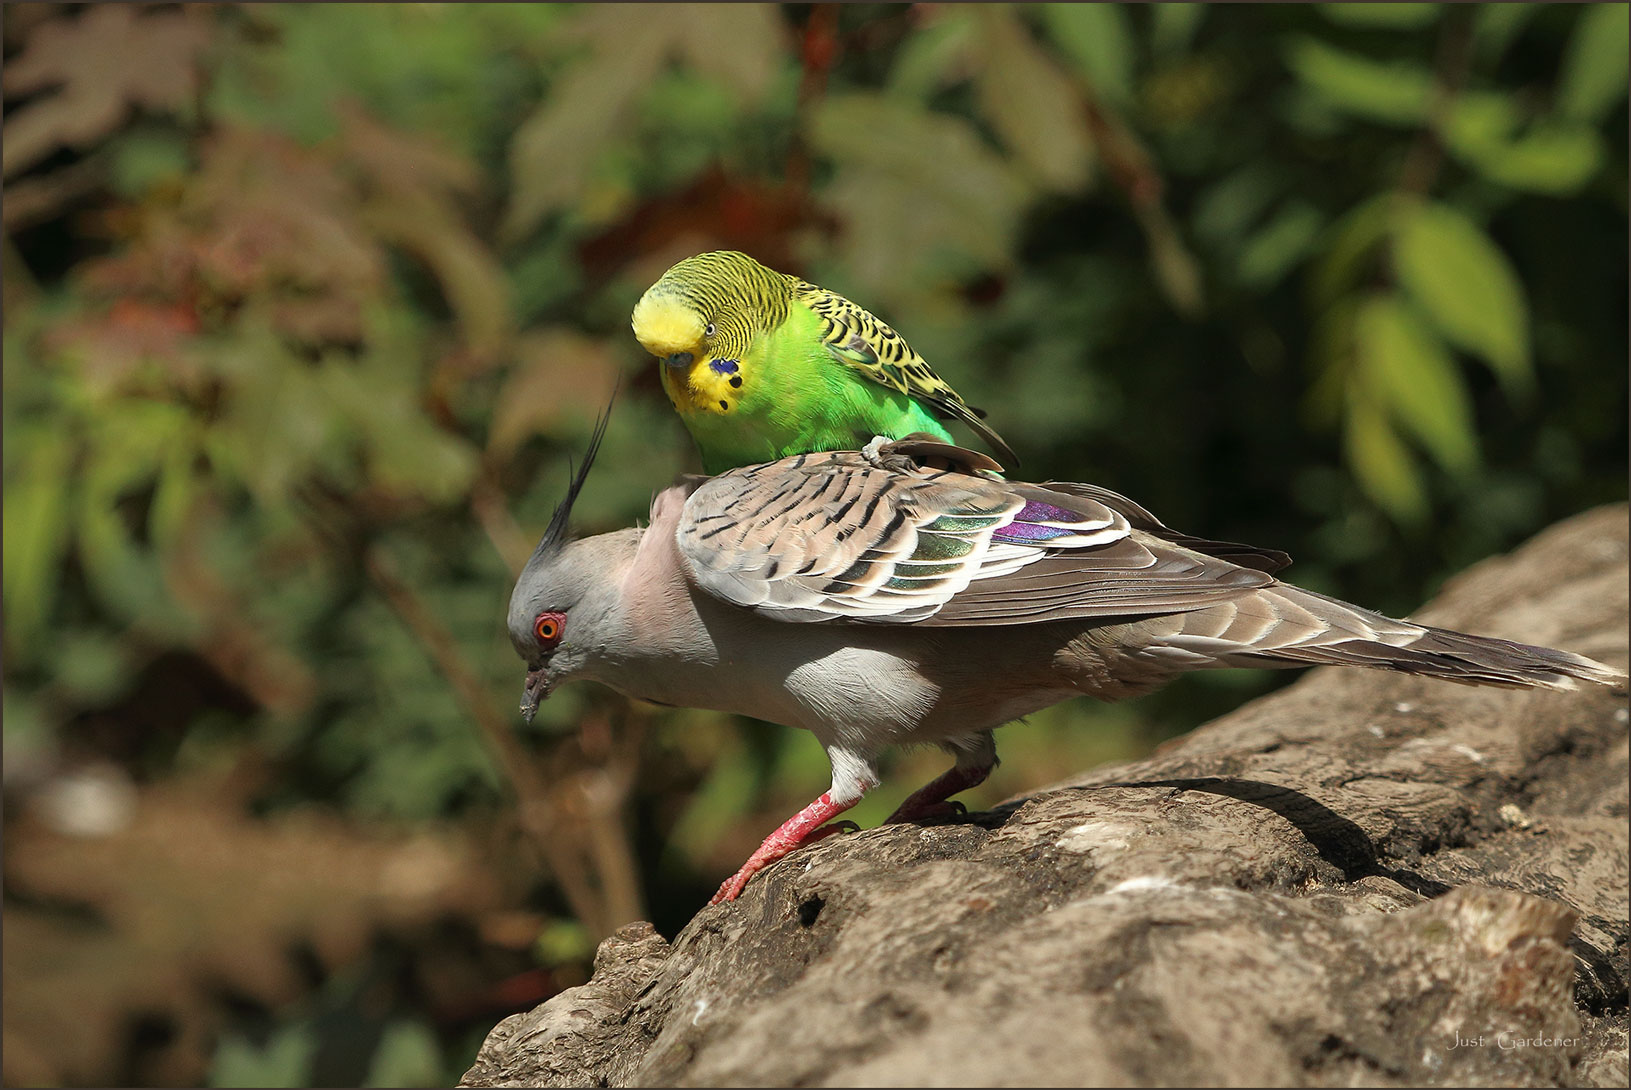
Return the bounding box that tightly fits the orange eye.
[534,612,564,645]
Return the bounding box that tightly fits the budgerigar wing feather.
[793,281,1020,467]
[674,443,1271,625]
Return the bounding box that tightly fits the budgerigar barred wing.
[674,448,1271,625]
[792,281,1020,467]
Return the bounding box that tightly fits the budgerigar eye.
[534,612,565,647]
[704,322,716,337]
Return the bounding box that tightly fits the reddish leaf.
[2,7,211,178]
[488,329,622,460]
[577,165,830,287]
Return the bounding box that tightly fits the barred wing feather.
[794,282,1020,467]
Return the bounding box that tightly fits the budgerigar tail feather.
[1172,584,1626,691]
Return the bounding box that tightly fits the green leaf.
[1283,36,1433,125]
[503,10,668,240]
[503,5,787,240]
[671,4,785,104]
[1320,4,1441,29]
[809,93,1030,302]
[1557,4,1630,123]
[318,361,479,504]
[76,482,185,630]
[2,689,51,770]
[362,197,514,359]
[1304,296,1362,429]
[71,402,196,631]
[53,628,135,704]
[1392,200,1531,393]
[972,7,1094,193]
[1440,90,1521,161]
[3,426,75,650]
[1444,93,1604,195]
[1354,295,1477,474]
[1471,124,1603,195]
[887,10,975,99]
[533,919,593,966]
[1236,202,1324,289]
[1192,164,1282,247]
[209,1023,316,1089]
[208,5,569,153]
[1151,4,1208,56]
[1038,3,1135,104]
[149,442,198,553]
[1472,3,1540,65]
[110,127,192,198]
[1309,194,1393,308]
[208,330,310,502]
[363,1021,443,1089]
[1345,392,1428,524]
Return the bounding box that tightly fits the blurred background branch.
[3,4,1624,1087]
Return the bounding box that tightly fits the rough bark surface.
[462,505,1630,1089]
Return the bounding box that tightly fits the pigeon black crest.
[529,393,616,568]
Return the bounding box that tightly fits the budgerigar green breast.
[630,251,1017,475]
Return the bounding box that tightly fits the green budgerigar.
[631,251,1017,474]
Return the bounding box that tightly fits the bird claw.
[860,435,929,474]
[885,799,967,824]
[707,821,861,905]
[804,819,860,843]
[860,435,892,468]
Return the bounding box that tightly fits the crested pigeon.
[508,422,1625,904]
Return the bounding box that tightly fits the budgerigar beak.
[520,667,551,724]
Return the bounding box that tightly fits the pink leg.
[710,790,861,905]
[886,734,998,824]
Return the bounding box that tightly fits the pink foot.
[709,794,861,905]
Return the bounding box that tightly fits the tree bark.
[462,505,1629,1088]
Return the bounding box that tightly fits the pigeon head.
[507,402,620,722]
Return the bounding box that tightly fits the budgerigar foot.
[860,435,892,469]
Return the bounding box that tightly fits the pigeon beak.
[520,667,551,724]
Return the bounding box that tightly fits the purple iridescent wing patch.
[989,500,1093,544]
[992,521,1079,543]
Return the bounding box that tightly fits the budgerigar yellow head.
[632,251,793,415]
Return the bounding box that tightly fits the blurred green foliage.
[2,4,1625,1087]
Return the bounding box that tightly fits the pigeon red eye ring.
[534,612,564,645]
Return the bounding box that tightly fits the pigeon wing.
[675,448,1271,626]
